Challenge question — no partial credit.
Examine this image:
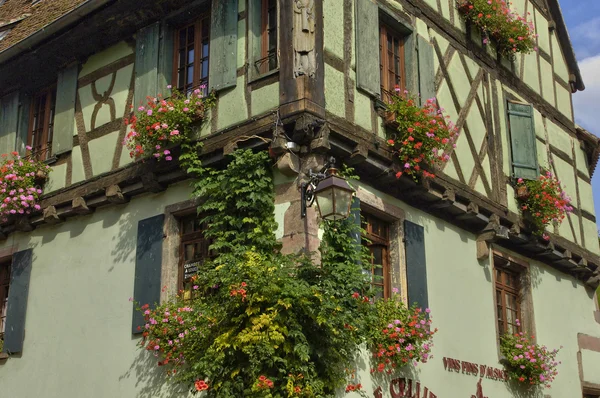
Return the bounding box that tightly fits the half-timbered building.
[0,0,599,397]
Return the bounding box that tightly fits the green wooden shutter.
[0,91,18,155]
[355,0,380,98]
[135,22,160,108]
[404,220,428,310]
[417,35,436,105]
[16,92,31,156]
[3,249,33,354]
[209,0,239,92]
[507,101,538,180]
[53,64,78,156]
[132,214,164,334]
[158,22,174,98]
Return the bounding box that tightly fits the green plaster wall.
[582,218,600,253]
[539,57,555,106]
[551,35,570,83]
[353,84,374,133]
[70,146,86,185]
[217,76,249,130]
[349,182,599,397]
[324,64,345,118]
[45,163,67,193]
[0,169,598,396]
[522,52,540,94]
[88,130,121,176]
[555,83,573,121]
[575,145,590,175]
[535,9,550,54]
[546,119,571,151]
[79,41,134,78]
[78,59,133,131]
[251,82,279,117]
[323,0,344,59]
[579,177,596,215]
[0,182,195,398]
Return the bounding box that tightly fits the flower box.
[515,185,529,200]
[384,110,399,130]
[384,90,459,180]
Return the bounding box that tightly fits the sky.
[560,0,600,231]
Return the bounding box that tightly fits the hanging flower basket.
[384,88,459,180]
[384,110,400,130]
[34,169,49,186]
[457,0,537,57]
[125,86,215,162]
[515,184,529,200]
[514,172,572,235]
[0,151,51,223]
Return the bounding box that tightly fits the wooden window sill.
[248,68,279,85]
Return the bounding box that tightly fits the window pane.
[201,61,209,79]
[184,243,195,261]
[187,66,194,85]
[187,48,195,65]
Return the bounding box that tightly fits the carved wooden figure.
[293,0,316,77]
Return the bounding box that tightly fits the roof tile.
[0,0,87,53]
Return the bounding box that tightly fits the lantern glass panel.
[334,188,353,220]
[315,187,334,219]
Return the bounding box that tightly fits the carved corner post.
[274,151,325,259]
[279,0,325,118]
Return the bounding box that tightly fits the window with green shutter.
[354,0,432,105]
[249,0,278,80]
[507,101,538,180]
[172,14,211,96]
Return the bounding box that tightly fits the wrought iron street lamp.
[301,157,355,221]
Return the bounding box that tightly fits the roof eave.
[547,0,585,92]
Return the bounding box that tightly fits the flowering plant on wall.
[124,86,214,161]
[0,150,51,223]
[385,88,458,180]
[457,0,537,56]
[365,289,438,374]
[515,170,572,236]
[500,319,561,388]
[135,150,437,397]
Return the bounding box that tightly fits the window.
[179,214,211,299]
[0,260,10,348]
[250,0,278,77]
[363,213,391,299]
[173,14,210,96]
[379,23,406,103]
[28,86,56,161]
[494,260,522,336]
[507,100,538,180]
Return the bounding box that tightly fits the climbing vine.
[137,149,438,396]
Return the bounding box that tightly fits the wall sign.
[373,377,437,398]
[443,357,507,381]
[371,374,489,397]
[183,261,200,280]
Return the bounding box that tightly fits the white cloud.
[572,54,600,133]
[570,17,600,60]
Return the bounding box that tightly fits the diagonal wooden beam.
[433,40,491,195]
